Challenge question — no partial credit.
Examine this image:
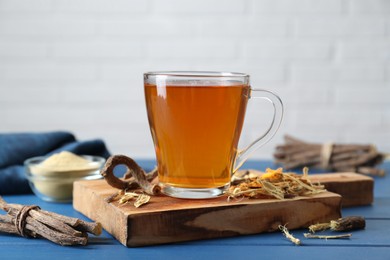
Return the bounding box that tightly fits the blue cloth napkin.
[0,131,111,195]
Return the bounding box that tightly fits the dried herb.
[330,216,366,231]
[114,191,151,208]
[308,216,365,233]
[228,167,326,200]
[134,194,151,208]
[105,190,125,203]
[308,223,331,233]
[118,192,139,204]
[0,196,101,246]
[279,225,301,245]
[304,233,352,239]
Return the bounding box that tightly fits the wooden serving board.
[306,172,373,207]
[73,177,345,247]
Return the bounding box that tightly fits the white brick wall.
[1,0,389,159]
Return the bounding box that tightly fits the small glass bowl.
[24,155,105,203]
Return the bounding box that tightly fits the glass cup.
[144,71,283,199]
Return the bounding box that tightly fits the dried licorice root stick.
[304,233,352,239]
[105,168,159,203]
[308,223,331,233]
[39,210,102,236]
[0,196,101,246]
[279,225,301,246]
[308,216,365,233]
[124,166,158,182]
[101,155,161,195]
[330,216,366,231]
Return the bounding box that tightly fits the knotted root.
[100,155,160,195]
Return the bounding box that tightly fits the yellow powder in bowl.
[26,151,104,202]
[31,151,100,176]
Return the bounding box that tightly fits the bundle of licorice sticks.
[274,135,386,176]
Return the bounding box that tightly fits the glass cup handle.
[233,88,284,172]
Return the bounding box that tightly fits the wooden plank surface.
[73,179,342,247]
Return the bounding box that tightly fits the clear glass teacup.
[144,71,283,199]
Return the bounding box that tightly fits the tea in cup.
[144,71,283,199]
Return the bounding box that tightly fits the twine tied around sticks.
[320,142,333,169]
[14,205,40,237]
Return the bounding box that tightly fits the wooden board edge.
[73,181,129,246]
[125,192,342,247]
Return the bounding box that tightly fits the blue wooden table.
[1,160,390,260]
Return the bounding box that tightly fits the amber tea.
[145,84,249,189]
